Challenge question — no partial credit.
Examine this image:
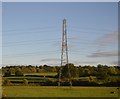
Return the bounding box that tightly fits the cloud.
[80,61,98,64]
[88,51,118,58]
[97,32,118,46]
[70,60,98,66]
[41,58,60,62]
[111,61,118,65]
[88,32,118,58]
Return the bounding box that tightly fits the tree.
[78,66,92,77]
[96,64,109,80]
[108,66,117,75]
[15,69,23,76]
[61,63,78,79]
[84,69,91,76]
[43,65,53,72]
[29,66,37,73]
[9,68,15,74]
[4,70,11,77]
[78,67,85,77]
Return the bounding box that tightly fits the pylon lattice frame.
[58,19,72,86]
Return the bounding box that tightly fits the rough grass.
[2,86,118,97]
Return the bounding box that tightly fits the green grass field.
[2,86,119,97]
[24,72,57,76]
[2,72,120,98]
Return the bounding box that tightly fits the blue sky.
[2,2,118,66]
[0,2,1,68]
[1,0,120,2]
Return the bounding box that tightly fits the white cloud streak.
[41,58,60,62]
[88,51,118,57]
[97,32,118,46]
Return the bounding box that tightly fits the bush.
[89,76,96,82]
[43,79,57,86]
[15,70,23,76]
[23,79,28,86]
[2,78,12,86]
[4,70,11,77]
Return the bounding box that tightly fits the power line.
[69,25,116,32]
[3,23,117,66]
[2,25,117,36]
[68,29,117,36]
[3,25,116,33]
[2,37,117,47]
[3,50,60,57]
[3,26,58,32]
[2,40,116,48]
[3,33,117,47]
[3,38,60,44]
[3,29,60,36]
[2,39,60,47]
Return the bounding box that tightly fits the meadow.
[2,86,119,98]
[24,72,57,76]
[2,69,120,99]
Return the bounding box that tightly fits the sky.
[2,2,118,66]
[1,0,120,2]
[0,2,2,68]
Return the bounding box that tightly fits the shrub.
[23,79,28,86]
[2,78,12,86]
[15,70,23,76]
[89,76,96,82]
[4,70,11,77]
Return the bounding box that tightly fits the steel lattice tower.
[58,19,72,86]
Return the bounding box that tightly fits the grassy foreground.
[2,86,118,97]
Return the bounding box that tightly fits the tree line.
[2,64,120,86]
[2,64,120,77]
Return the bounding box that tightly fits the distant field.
[24,72,57,76]
[2,86,119,97]
[4,72,57,84]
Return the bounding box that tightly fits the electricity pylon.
[58,19,72,86]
